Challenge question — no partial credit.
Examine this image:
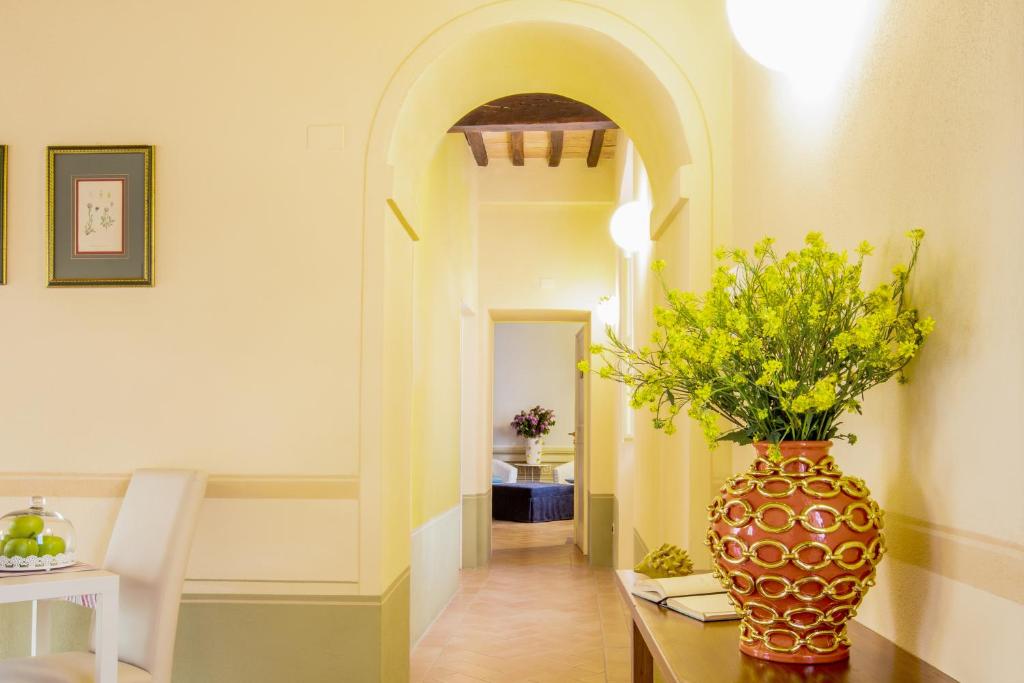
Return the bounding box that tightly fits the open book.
[662,593,739,622]
[631,572,739,622]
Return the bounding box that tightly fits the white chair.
[0,469,208,683]
[553,461,575,484]
[492,459,517,483]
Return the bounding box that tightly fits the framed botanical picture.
[47,145,153,286]
[1,145,7,285]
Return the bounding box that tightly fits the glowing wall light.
[609,201,651,254]
[726,0,873,86]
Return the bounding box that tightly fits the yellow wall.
[477,173,619,495]
[0,2,734,670]
[617,136,730,570]
[364,0,731,594]
[5,0,1005,679]
[0,1,364,478]
[730,1,1023,680]
[407,138,475,642]
[378,204,415,589]
[478,203,617,317]
[410,137,476,528]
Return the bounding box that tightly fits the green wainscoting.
[411,505,461,644]
[0,571,411,683]
[380,571,411,682]
[461,491,491,568]
[0,603,31,660]
[0,601,91,659]
[588,493,616,567]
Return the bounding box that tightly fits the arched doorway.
[355,5,722,673]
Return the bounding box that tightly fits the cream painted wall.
[478,202,618,317]
[367,1,732,596]
[477,158,617,204]
[493,322,580,450]
[470,157,622,560]
[0,1,735,675]
[407,137,476,645]
[615,136,728,571]
[608,140,641,570]
[0,0,419,603]
[459,311,483,501]
[729,1,1024,680]
[411,137,476,529]
[378,206,416,591]
[477,179,619,496]
[0,2,365,478]
[632,207,723,570]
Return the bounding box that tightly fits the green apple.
[3,538,39,558]
[38,535,66,556]
[8,515,44,539]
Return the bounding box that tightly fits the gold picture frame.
[1,145,7,285]
[47,145,154,287]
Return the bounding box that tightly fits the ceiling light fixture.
[609,201,650,254]
[726,0,872,86]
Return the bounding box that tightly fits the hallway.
[411,522,632,682]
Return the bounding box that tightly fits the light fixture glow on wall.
[609,201,651,254]
[726,0,872,85]
[596,296,619,329]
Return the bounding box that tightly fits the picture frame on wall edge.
[1,145,7,285]
[47,145,154,287]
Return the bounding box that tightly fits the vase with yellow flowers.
[584,230,933,664]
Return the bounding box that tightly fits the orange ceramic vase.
[706,441,885,664]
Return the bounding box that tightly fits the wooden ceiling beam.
[548,130,564,167]
[587,129,606,167]
[509,131,525,166]
[464,131,488,166]
[449,92,617,133]
[450,120,617,133]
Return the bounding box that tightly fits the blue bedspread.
[492,482,574,523]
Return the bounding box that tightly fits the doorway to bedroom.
[491,320,587,554]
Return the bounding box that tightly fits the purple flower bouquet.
[511,406,556,439]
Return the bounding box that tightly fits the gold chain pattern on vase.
[737,620,852,656]
[708,497,884,534]
[706,528,886,572]
[707,445,886,663]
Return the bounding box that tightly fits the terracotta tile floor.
[412,520,632,683]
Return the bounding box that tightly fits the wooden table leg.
[632,620,654,683]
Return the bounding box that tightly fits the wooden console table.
[616,570,956,682]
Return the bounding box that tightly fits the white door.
[574,325,587,554]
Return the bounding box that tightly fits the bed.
[492,482,574,523]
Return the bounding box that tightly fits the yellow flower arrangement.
[584,230,934,457]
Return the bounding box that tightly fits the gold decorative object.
[634,543,693,578]
[0,145,6,285]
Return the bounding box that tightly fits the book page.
[632,572,723,602]
[666,593,739,622]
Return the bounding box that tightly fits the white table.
[0,569,119,682]
[509,462,554,482]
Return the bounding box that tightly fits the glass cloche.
[0,496,77,571]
